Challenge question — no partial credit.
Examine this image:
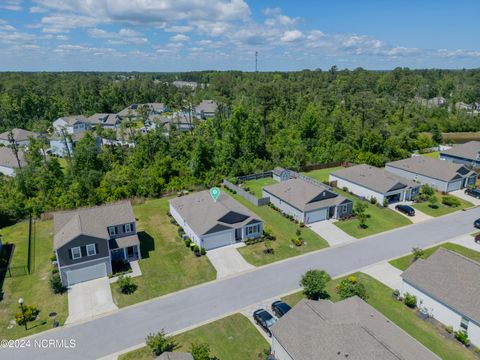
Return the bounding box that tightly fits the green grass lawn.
[242,177,277,198]
[301,166,345,182]
[333,189,412,238]
[421,151,440,159]
[226,191,329,266]
[0,220,68,340]
[283,273,478,360]
[412,192,473,217]
[389,242,480,271]
[112,198,216,307]
[119,313,269,360]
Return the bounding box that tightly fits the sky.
[0,0,479,72]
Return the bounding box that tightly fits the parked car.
[395,204,415,216]
[465,187,480,199]
[271,300,291,318]
[474,219,480,229]
[475,234,480,244]
[253,309,277,336]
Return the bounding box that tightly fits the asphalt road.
[3,206,480,360]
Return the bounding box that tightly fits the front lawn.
[0,220,68,340]
[389,242,480,271]
[301,166,345,183]
[283,273,477,360]
[242,177,277,198]
[333,189,412,238]
[226,192,329,266]
[112,198,216,307]
[119,313,269,360]
[412,192,473,217]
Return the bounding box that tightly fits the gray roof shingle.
[401,248,480,324]
[58,115,88,125]
[440,141,480,162]
[196,100,217,114]
[0,128,39,142]
[272,297,439,360]
[0,147,26,169]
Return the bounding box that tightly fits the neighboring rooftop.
[0,128,39,142]
[156,352,194,360]
[271,297,439,360]
[402,248,480,324]
[196,100,217,114]
[169,190,261,236]
[57,115,88,125]
[88,113,120,126]
[53,201,136,249]
[387,156,476,182]
[440,141,480,162]
[263,178,349,212]
[0,146,26,169]
[331,164,419,193]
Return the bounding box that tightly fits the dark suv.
[395,204,415,216]
[465,188,480,199]
[271,301,292,318]
[253,309,277,336]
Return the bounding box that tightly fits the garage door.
[202,231,234,250]
[305,208,328,224]
[66,262,107,286]
[446,180,463,192]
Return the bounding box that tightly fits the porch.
[109,234,141,261]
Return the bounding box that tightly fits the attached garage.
[446,179,463,192]
[66,262,107,286]
[202,229,235,250]
[305,208,327,224]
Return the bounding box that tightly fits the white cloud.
[0,20,16,31]
[30,6,48,13]
[281,30,303,43]
[170,34,190,42]
[0,0,22,11]
[56,34,68,41]
[164,25,192,33]
[41,14,98,33]
[88,27,148,45]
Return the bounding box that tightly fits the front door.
[235,228,242,241]
[127,246,134,258]
[328,206,335,219]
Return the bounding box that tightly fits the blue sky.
[0,0,479,71]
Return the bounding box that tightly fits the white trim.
[86,243,96,256]
[124,223,132,233]
[62,255,111,269]
[71,246,82,260]
[109,226,117,236]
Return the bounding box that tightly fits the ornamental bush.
[336,276,367,300]
[146,330,178,356]
[50,272,66,294]
[404,292,417,308]
[454,330,470,346]
[15,305,40,326]
[117,275,137,294]
[442,195,461,207]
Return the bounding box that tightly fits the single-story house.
[0,146,26,176]
[263,179,353,224]
[118,103,169,120]
[195,100,217,119]
[169,190,263,250]
[53,115,90,135]
[0,128,40,147]
[330,164,421,205]
[272,167,291,182]
[49,132,101,158]
[271,296,439,360]
[440,141,480,168]
[157,352,193,360]
[87,113,122,129]
[53,201,141,286]
[401,248,480,348]
[386,156,477,193]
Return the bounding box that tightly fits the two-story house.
[53,201,141,286]
[53,115,90,135]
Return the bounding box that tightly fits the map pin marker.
[210,187,220,202]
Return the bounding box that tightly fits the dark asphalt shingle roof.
[440,141,480,162]
[271,297,439,360]
[401,248,480,324]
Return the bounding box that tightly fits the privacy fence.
[222,179,270,206]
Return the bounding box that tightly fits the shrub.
[200,248,206,255]
[50,272,66,294]
[428,194,439,208]
[445,325,453,334]
[117,275,137,294]
[190,243,196,251]
[193,245,200,253]
[442,195,461,207]
[300,269,331,300]
[404,293,417,308]
[299,222,305,228]
[291,238,302,247]
[295,228,301,237]
[392,289,400,299]
[50,253,57,262]
[190,342,217,360]
[15,304,40,326]
[454,330,470,346]
[146,330,178,356]
[51,266,59,274]
[342,186,348,192]
[382,198,389,207]
[411,247,425,261]
[336,276,367,300]
[185,238,192,247]
[370,197,377,205]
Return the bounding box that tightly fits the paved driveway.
[389,202,432,224]
[451,189,480,206]
[206,245,255,278]
[361,261,403,290]
[66,277,118,325]
[308,220,354,246]
[4,207,480,360]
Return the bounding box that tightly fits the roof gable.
[218,211,249,224]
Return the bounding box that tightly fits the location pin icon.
[210,187,220,202]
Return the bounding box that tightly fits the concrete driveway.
[361,261,403,290]
[389,202,432,224]
[451,189,480,206]
[206,245,255,279]
[308,220,355,246]
[66,277,118,325]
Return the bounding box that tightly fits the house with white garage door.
[440,141,480,168]
[263,179,353,224]
[330,164,421,205]
[401,248,480,348]
[53,201,141,287]
[386,156,477,193]
[169,190,263,250]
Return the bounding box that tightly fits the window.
[86,244,96,256]
[109,226,117,236]
[246,224,259,235]
[71,247,81,260]
[461,317,469,330]
[124,223,132,233]
[340,204,348,213]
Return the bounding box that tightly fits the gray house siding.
[108,222,137,239]
[385,165,449,192]
[57,235,110,267]
[336,201,353,218]
[59,257,111,286]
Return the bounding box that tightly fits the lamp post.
[18,297,27,330]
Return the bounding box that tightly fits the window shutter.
[95,243,99,254]
[81,246,87,257]
[123,224,126,233]
[69,249,73,259]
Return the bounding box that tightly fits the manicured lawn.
[421,151,440,159]
[226,192,329,266]
[119,313,269,360]
[112,198,216,307]
[334,189,412,238]
[301,166,345,183]
[283,273,477,360]
[412,192,473,217]
[0,219,68,340]
[243,177,277,198]
[389,242,480,271]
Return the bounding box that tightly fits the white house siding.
[440,154,480,168]
[49,139,73,157]
[271,336,294,360]
[401,280,480,347]
[385,165,449,192]
[330,175,386,204]
[201,229,235,250]
[169,203,202,246]
[263,190,304,222]
[446,179,463,192]
[0,165,16,176]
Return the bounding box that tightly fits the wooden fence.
[237,171,273,182]
[223,179,270,206]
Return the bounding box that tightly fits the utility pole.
[255,51,258,72]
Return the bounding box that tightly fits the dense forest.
[1,67,480,220]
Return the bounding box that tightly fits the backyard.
[112,197,217,307]
[421,151,440,159]
[412,192,473,217]
[301,166,345,183]
[282,272,478,360]
[119,313,269,360]
[242,177,277,198]
[226,191,329,266]
[0,219,68,340]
